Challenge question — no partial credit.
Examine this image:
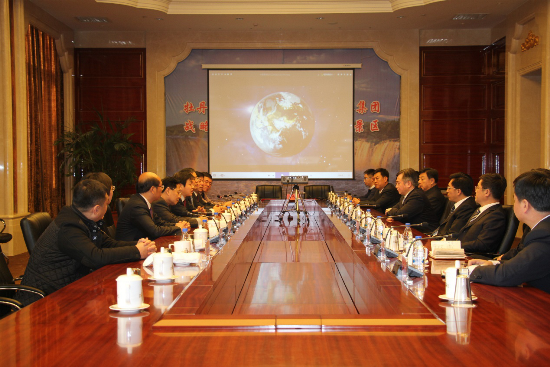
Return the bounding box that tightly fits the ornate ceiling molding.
[95,0,446,15]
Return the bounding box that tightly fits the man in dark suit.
[353,169,376,205]
[116,172,186,241]
[171,169,208,221]
[469,169,550,294]
[457,173,507,255]
[418,168,446,221]
[386,168,438,233]
[433,172,477,236]
[152,176,195,227]
[361,168,400,212]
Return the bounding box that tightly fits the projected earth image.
[250,92,315,157]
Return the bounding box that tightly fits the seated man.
[457,173,507,255]
[116,172,186,241]
[83,172,115,235]
[386,168,438,233]
[433,172,477,236]
[354,169,377,205]
[171,170,208,223]
[20,179,156,302]
[469,169,550,294]
[152,176,196,228]
[418,168,446,221]
[360,168,400,212]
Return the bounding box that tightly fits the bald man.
[116,172,186,241]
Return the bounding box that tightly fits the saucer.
[147,275,177,283]
[109,303,150,313]
[438,294,478,302]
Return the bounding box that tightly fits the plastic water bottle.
[412,236,425,270]
[376,216,385,239]
[402,223,413,253]
[181,227,190,241]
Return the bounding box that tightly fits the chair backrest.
[255,185,283,200]
[304,185,333,200]
[495,205,520,255]
[20,212,52,254]
[116,197,130,215]
[0,252,14,285]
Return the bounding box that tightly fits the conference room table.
[2,199,550,366]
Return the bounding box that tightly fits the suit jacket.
[424,186,446,222]
[363,183,400,212]
[358,186,377,205]
[152,197,199,228]
[470,216,550,294]
[457,204,507,254]
[171,197,200,218]
[436,197,478,236]
[185,192,202,211]
[115,194,181,241]
[386,187,439,233]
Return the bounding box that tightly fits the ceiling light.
[236,17,244,20]
[317,17,324,20]
[75,17,110,23]
[453,14,488,21]
[397,16,404,19]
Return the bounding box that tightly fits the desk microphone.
[390,222,428,229]
[416,233,459,240]
[377,214,405,220]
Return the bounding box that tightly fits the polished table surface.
[2,200,550,366]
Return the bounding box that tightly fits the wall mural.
[165,49,400,198]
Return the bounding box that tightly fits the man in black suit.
[116,172,186,241]
[386,168,438,233]
[361,168,400,212]
[469,169,550,294]
[433,172,477,237]
[457,173,507,255]
[152,177,194,227]
[353,169,376,205]
[171,169,207,219]
[418,168,446,221]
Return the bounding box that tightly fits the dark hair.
[363,169,375,177]
[195,171,205,178]
[449,172,474,197]
[419,168,439,183]
[161,176,179,192]
[480,173,507,200]
[178,168,195,175]
[83,172,112,191]
[73,179,108,211]
[398,168,419,187]
[202,172,213,180]
[174,170,195,187]
[374,168,390,178]
[513,169,550,212]
[136,175,161,194]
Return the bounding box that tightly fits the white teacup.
[153,248,174,279]
[194,238,206,250]
[169,240,191,253]
[116,268,143,309]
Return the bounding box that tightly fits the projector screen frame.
[206,65,358,181]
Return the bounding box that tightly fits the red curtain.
[25,25,65,216]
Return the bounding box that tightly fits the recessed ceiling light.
[453,14,487,20]
[397,16,405,19]
[236,17,244,20]
[317,17,324,20]
[156,18,164,21]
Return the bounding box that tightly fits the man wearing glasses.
[116,172,186,241]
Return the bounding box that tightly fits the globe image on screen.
[250,92,315,157]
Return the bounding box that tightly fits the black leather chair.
[0,245,45,318]
[20,212,52,255]
[494,205,520,256]
[303,185,333,200]
[255,185,283,200]
[116,197,130,215]
[0,219,12,264]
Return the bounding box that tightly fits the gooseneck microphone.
[389,222,428,229]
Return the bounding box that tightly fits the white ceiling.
[29,0,528,32]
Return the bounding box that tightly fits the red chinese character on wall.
[370,119,380,132]
[196,101,208,115]
[199,120,208,132]
[370,101,380,113]
[183,102,195,114]
[184,120,196,133]
[356,100,368,114]
[354,119,364,133]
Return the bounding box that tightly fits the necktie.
[150,207,154,219]
[468,208,481,224]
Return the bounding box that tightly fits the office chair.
[255,185,283,200]
[0,219,12,264]
[303,185,333,200]
[471,205,519,260]
[20,212,52,255]
[116,197,130,215]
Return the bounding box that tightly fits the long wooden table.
[2,200,550,366]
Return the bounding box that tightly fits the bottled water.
[376,216,385,239]
[402,223,413,253]
[412,236,425,270]
[181,227,190,241]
